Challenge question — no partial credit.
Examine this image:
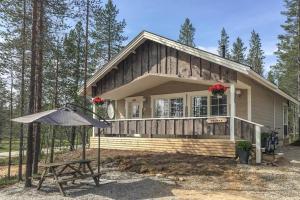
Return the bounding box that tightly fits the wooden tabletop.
[40,159,93,167]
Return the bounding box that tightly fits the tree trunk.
[18,0,26,181]
[25,0,39,188]
[8,64,13,179]
[70,127,76,151]
[50,41,59,163]
[33,0,44,174]
[82,0,90,163]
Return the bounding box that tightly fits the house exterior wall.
[236,89,248,120]
[237,73,293,142]
[112,81,247,119]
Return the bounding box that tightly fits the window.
[170,98,184,117]
[192,96,208,117]
[155,99,169,117]
[154,97,184,118]
[131,103,140,118]
[211,95,227,116]
[125,96,144,119]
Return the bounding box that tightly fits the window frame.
[125,96,144,119]
[151,92,186,118]
[187,91,229,117]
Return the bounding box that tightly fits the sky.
[112,0,285,76]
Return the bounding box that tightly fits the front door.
[130,102,141,119]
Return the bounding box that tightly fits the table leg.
[37,167,48,190]
[86,162,99,186]
[52,167,66,196]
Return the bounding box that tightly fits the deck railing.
[100,116,230,138]
[95,116,263,163]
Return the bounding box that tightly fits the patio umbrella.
[12,107,109,128]
[12,105,110,175]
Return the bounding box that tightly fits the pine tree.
[25,0,39,187]
[247,30,265,75]
[93,0,127,62]
[178,18,196,47]
[217,28,230,58]
[231,37,247,64]
[267,70,276,84]
[271,0,299,98]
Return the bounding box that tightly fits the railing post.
[92,104,98,137]
[230,84,236,141]
[255,125,262,164]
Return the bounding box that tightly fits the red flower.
[208,83,228,96]
[92,97,105,105]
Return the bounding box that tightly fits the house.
[79,31,299,160]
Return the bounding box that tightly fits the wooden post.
[92,104,98,137]
[255,125,262,164]
[230,84,236,141]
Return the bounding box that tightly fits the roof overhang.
[79,31,299,105]
[100,73,249,100]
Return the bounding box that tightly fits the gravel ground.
[0,146,299,200]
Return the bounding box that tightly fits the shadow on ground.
[37,178,177,199]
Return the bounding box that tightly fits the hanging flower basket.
[91,97,105,106]
[208,83,228,97]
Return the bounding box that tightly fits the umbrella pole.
[97,128,100,175]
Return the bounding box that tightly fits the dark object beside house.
[236,140,252,164]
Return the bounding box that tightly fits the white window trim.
[125,96,144,119]
[187,90,229,117]
[150,91,230,118]
[151,92,186,118]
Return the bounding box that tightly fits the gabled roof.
[79,31,299,105]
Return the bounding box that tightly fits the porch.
[90,116,262,159]
[90,74,262,161]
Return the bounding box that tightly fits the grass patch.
[0,176,18,188]
[0,157,23,166]
[0,139,22,153]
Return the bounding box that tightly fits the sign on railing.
[206,117,227,123]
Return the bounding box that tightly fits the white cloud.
[197,45,218,54]
[263,45,277,56]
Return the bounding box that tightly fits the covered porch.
[90,73,262,161]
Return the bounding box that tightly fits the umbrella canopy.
[11,107,110,128]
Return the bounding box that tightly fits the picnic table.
[37,159,101,196]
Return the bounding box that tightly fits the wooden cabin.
[79,31,299,161]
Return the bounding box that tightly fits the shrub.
[236,140,252,151]
[261,132,270,141]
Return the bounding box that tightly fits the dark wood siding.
[95,40,237,96]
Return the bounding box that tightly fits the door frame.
[125,96,144,119]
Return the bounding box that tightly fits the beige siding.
[132,81,208,96]
[236,89,248,119]
[238,73,287,138]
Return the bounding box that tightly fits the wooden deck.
[90,137,236,157]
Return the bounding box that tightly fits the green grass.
[0,176,18,188]
[0,157,23,166]
[0,139,22,153]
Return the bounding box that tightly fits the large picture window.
[211,95,227,116]
[192,96,208,117]
[154,98,183,118]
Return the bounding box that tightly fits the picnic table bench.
[37,159,102,196]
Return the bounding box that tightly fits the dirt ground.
[0,146,300,199]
